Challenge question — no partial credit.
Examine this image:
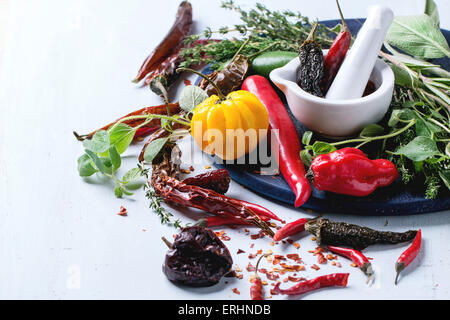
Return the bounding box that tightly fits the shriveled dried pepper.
[133,1,193,83]
[182,169,230,194]
[310,148,399,197]
[296,22,324,97]
[273,273,349,296]
[196,215,269,228]
[306,218,418,250]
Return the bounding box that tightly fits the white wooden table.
[0,0,449,300]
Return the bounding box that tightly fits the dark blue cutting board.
[197,19,450,215]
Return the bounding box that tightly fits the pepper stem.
[335,0,348,30]
[254,253,271,279]
[161,236,173,249]
[176,67,226,99]
[231,37,250,62]
[306,22,319,42]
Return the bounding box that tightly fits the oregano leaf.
[179,85,208,112]
[143,137,170,163]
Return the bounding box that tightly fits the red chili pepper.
[74,103,181,142]
[242,76,311,207]
[183,169,231,194]
[320,0,351,94]
[132,1,193,83]
[395,229,422,285]
[273,218,308,242]
[327,245,374,283]
[310,148,399,197]
[196,215,270,228]
[273,273,349,296]
[250,253,271,300]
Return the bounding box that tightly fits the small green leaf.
[302,131,313,146]
[121,188,134,196]
[179,85,209,112]
[439,170,450,191]
[82,130,110,153]
[108,145,121,172]
[143,137,170,163]
[122,167,142,184]
[394,136,441,161]
[300,150,312,167]
[312,141,336,156]
[85,149,105,174]
[100,157,113,175]
[359,124,384,137]
[446,142,450,157]
[388,109,403,127]
[114,185,123,198]
[107,123,136,155]
[77,154,98,177]
[424,0,439,26]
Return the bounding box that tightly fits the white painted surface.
[0,0,449,300]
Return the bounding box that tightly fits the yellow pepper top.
[191,90,269,160]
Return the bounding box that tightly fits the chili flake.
[117,206,128,216]
[232,288,240,295]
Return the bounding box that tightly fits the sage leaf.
[122,167,142,184]
[108,145,121,172]
[107,123,136,155]
[386,15,450,59]
[85,149,105,174]
[394,136,441,161]
[77,154,98,177]
[143,137,170,163]
[424,0,439,26]
[312,141,336,156]
[360,124,384,138]
[82,130,110,153]
[179,85,208,112]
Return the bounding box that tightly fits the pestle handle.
[325,5,394,100]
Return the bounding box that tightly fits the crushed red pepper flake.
[189,165,195,171]
[246,262,255,272]
[117,206,128,216]
[248,253,257,259]
[286,253,302,262]
[237,249,245,254]
[266,272,280,281]
[311,264,320,271]
[183,79,192,86]
[288,276,306,282]
[232,288,240,295]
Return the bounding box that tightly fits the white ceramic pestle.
[325,5,394,100]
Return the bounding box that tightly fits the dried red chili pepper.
[242,75,311,207]
[395,229,422,285]
[132,1,193,83]
[327,245,374,283]
[320,0,351,94]
[73,103,181,142]
[273,218,309,242]
[310,148,399,197]
[197,216,253,227]
[250,253,271,300]
[273,273,349,296]
[182,169,230,194]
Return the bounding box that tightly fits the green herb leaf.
[143,137,170,163]
[312,141,336,156]
[424,0,439,26]
[123,167,142,184]
[179,85,208,112]
[439,170,450,191]
[82,130,110,153]
[446,142,450,157]
[108,145,121,172]
[107,123,136,155]
[302,131,313,146]
[386,14,450,59]
[359,124,384,138]
[85,150,105,174]
[114,185,123,198]
[394,136,441,161]
[300,150,312,167]
[77,154,98,177]
[100,157,113,175]
[388,109,404,127]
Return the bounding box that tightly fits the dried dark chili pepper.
[273,273,349,296]
[305,218,418,250]
[273,218,309,242]
[395,229,422,285]
[162,225,233,287]
[327,245,374,284]
[182,169,230,194]
[296,22,324,97]
[250,253,271,300]
[198,54,250,96]
[320,0,351,94]
[132,1,193,84]
[196,216,267,228]
[73,103,180,142]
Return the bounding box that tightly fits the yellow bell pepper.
[191,90,269,160]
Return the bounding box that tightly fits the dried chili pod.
[198,54,250,96]
[305,218,418,250]
[162,226,233,287]
[296,22,324,97]
[182,169,230,194]
[133,1,193,83]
